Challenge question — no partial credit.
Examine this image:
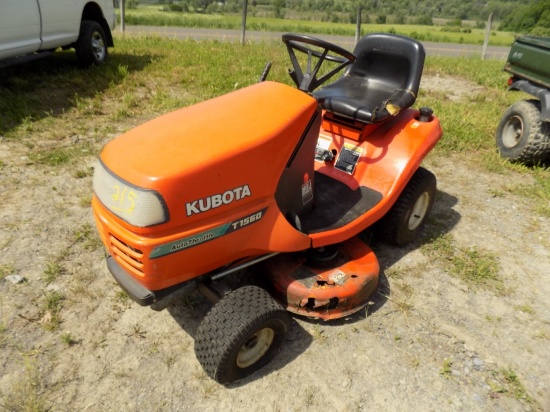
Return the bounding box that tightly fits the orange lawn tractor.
[92,33,443,384]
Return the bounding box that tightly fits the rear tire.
[496,99,550,165]
[376,167,436,246]
[194,285,289,385]
[75,20,108,67]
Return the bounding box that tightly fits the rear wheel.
[194,285,289,385]
[496,99,550,165]
[376,167,436,246]
[75,20,108,67]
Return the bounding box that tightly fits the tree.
[500,0,550,33]
[273,0,285,18]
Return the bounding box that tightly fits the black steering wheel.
[282,33,356,92]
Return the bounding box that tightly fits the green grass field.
[121,6,516,46]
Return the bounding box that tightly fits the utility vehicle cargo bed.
[504,36,550,90]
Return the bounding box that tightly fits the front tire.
[376,167,436,246]
[75,20,108,67]
[194,285,289,385]
[496,99,550,165]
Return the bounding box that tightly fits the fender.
[509,79,550,122]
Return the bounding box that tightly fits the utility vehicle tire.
[75,20,108,67]
[376,167,436,247]
[496,99,550,165]
[194,285,289,385]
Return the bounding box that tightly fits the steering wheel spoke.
[282,33,356,93]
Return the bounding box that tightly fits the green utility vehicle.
[496,35,550,164]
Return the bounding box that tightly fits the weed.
[501,369,533,403]
[514,305,535,315]
[41,290,65,331]
[61,331,77,346]
[79,194,93,207]
[489,188,504,197]
[0,263,16,280]
[149,340,161,354]
[422,232,455,259]
[311,324,327,343]
[304,386,316,406]
[114,290,130,306]
[127,324,147,339]
[43,261,64,284]
[72,223,102,250]
[73,167,94,178]
[440,358,452,376]
[533,330,549,340]
[163,352,177,369]
[28,142,98,167]
[450,247,502,290]
[29,147,71,166]
[422,233,503,292]
[1,357,50,411]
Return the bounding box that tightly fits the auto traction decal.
[149,208,267,259]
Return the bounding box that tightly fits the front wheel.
[194,285,289,385]
[376,167,436,246]
[496,99,550,165]
[75,20,108,67]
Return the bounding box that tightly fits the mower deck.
[262,236,379,320]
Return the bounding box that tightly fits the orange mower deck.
[261,236,379,320]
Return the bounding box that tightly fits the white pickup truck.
[0,0,116,68]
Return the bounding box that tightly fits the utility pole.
[241,0,248,45]
[355,6,362,45]
[120,0,125,33]
[481,13,493,60]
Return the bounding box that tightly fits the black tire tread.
[496,99,550,165]
[376,167,436,246]
[194,285,289,384]
[75,20,107,67]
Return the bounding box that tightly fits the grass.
[121,6,516,46]
[43,261,64,284]
[41,290,65,331]
[497,369,536,405]
[72,223,102,251]
[0,35,547,230]
[60,331,77,346]
[0,357,50,412]
[422,234,504,292]
[0,264,16,281]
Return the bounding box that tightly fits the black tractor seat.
[313,33,426,124]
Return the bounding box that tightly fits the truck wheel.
[496,99,550,165]
[75,20,108,67]
[194,285,289,385]
[376,167,436,247]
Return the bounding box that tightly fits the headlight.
[93,160,168,227]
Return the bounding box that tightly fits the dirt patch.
[423,74,487,101]
[1,75,549,411]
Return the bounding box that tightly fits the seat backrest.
[349,33,425,100]
[312,33,426,124]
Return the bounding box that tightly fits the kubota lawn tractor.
[92,33,443,384]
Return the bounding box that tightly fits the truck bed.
[505,36,550,90]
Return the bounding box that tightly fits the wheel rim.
[408,191,430,231]
[91,31,105,61]
[236,327,275,369]
[502,115,524,149]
